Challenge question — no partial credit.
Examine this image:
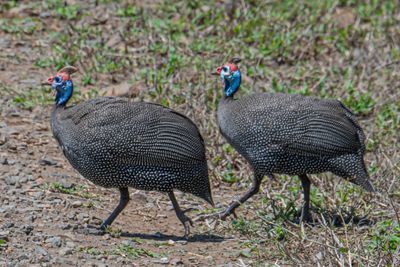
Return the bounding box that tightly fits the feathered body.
[213,58,374,221]
[51,97,211,199]
[218,93,373,191]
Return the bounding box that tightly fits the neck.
[223,70,241,98]
[221,94,233,101]
[55,80,73,106]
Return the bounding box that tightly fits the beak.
[212,66,222,76]
[46,76,53,85]
[45,76,56,96]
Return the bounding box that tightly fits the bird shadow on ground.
[78,225,225,243]
[119,231,225,243]
[292,207,376,228]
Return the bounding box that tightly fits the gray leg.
[168,191,193,238]
[220,173,263,220]
[299,174,313,223]
[100,187,130,230]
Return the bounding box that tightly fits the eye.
[222,67,228,72]
[54,76,61,83]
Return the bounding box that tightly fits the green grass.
[112,243,163,259]
[12,87,53,110]
[369,220,400,253]
[42,182,97,199]
[0,239,7,248]
[79,246,101,256]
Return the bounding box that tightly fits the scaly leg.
[299,174,313,223]
[100,187,130,230]
[220,173,263,220]
[168,191,193,239]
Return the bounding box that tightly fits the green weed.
[369,220,400,253]
[12,87,53,110]
[42,182,97,199]
[112,243,162,259]
[0,239,7,248]
[79,246,101,256]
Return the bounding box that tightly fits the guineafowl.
[47,66,213,237]
[212,58,375,222]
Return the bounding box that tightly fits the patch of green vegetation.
[12,87,53,110]
[116,5,139,17]
[369,220,400,253]
[105,226,122,238]
[47,0,81,20]
[375,102,400,146]
[112,243,163,259]
[0,18,41,34]
[231,218,259,236]
[342,89,375,116]
[222,144,236,154]
[130,237,144,244]
[0,239,7,248]
[1,0,17,10]
[34,58,53,68]
[79,246,101,256]
[84,201,95,209]
[221,162,240,184]
[42,182,97,199]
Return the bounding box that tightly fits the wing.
[54,97,205,168]
[282,98,362,157]
[232,93,363,157]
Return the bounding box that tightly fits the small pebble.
[59,247,73,256]
[71,200,82,208]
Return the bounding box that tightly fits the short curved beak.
[212,66,222,76]
[44,76,56,96]
[45,76,53,85]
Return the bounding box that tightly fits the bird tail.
[354,161,376,193]
[202,190,215,207]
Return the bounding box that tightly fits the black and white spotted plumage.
[52,97,212,202]
[50,95,213,237]
[218,92,374,192]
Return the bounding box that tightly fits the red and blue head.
[47,66,78,106]
[213,58,241,97]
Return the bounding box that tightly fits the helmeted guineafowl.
[47,66,213,237]
[212,58,375,222]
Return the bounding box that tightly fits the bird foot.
[176,209,194,239]
[220,205,239,221]
[194,208,238,223]
[194,212,219,222]
[294,208,314,225]
[220,210,237,221]
[78,224,107,235]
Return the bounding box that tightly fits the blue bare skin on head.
[52,77,73,106]
[222,69,241,97]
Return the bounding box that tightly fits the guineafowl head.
[213,58,241,97]
[47,66,78,106]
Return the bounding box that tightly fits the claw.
[193,211,221,222]
[183,221,191,239]
[232,210,238,219]
[81,224,106,235]
[175,207,194,238]
[295,207,314,225]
